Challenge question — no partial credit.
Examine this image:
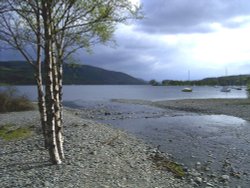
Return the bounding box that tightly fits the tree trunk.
[57,60,64,159]
[42,1,62,164]
[52,43,64,160]
[44,42,62,164]
[35,74,49,148]
[35,8,49,148]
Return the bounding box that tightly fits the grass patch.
[0,87,34,113]
[0,124,33,141]
[150,153,185,178]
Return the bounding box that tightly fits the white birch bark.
[35,7,49,148]
[52,42,64,160]
[42,0,62,164]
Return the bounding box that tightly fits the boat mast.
[188,70,190,81]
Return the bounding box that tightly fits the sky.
[1,0,250,81]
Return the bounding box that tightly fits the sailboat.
[182,70,192,92]
[182,87,192,92]
[220,86,231,92]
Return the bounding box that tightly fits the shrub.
[0,87,34,113]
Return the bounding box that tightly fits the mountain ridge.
[0,61,146,85]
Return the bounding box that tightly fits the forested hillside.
[0,61,146,85]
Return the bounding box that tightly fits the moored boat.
[182,87,192,92]
[220,86,231,92]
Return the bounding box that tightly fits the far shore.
[112,98,250,121]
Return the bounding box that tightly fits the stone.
[44,181,52,187]
[90,150,97,155]
[221,175,230,181]
[206,182,214,187]
[191,172,201,177]
[196,161,201,166]
[204,167,210,171]
[105,112,111,116]
[195,177,202,184]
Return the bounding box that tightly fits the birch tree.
[0,0,142,164]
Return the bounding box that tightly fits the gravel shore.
[113,98,250,121]
[0,108,192,188]
[154,98,250,121]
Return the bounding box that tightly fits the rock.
[224,159,230,164]
[221,175,230,181]
[206,182,214,187]
[44,181,52,187]
[90,150,97,155]
[194,177,202,184]
[230,172,241,179]
[183,166,189,172]
[209,173,217,178]
[190,171,201,177]
[204,167,210,171]
[196,161,201,166]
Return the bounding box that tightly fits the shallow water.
[102,114,250,164]
[91,101,250,187]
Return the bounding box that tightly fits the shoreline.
[0,108,192,188]
[112,98,250,121]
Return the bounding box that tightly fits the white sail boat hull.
[221,86,231,92]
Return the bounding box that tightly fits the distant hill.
[0,61,146,85]
[162,75,250,86]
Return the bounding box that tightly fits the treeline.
[149,75,250,86]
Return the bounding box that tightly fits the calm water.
[2,85,248,101]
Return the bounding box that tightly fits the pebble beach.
[0,109,192,188]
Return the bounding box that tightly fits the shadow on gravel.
[0,161,51,172]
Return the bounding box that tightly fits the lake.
[2,85,248,101]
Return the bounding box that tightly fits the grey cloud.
[75,34,179,80]
[2,0,250,81]
[222,17,250,29]
[138,0,250,34]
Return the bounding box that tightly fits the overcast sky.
[1,0,250,81]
